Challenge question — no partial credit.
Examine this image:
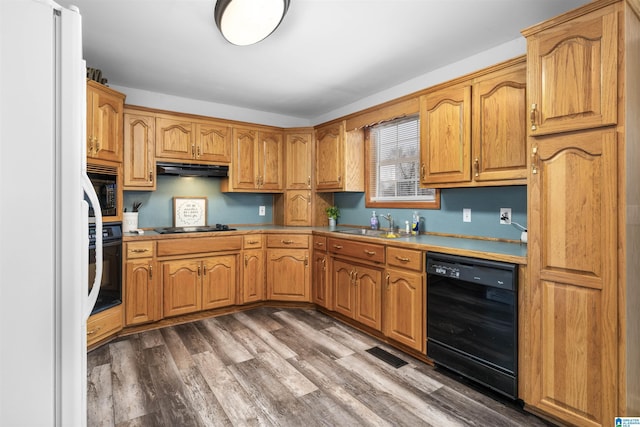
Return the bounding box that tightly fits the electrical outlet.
[500,208,511,224]
[463,208,471,223]
[259,206,266,216]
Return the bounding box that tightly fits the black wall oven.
[89,223,122,315]
[426,252,518,399]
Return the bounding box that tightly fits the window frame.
[364,116,440,209]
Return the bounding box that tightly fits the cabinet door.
[155,117,195,160]
[332,259,355,318]
[284,190,312,226]
[527,129,617,426]
[125,260,157,326]
[472,64,527,182]
[162,259,201,317]
[384,268,424,351]
[353,263,383,331]
[315,123,343,190]
[312,250,331,309]
[87,84,123,162]
[242,249,265,304]
[202,255,237,310]
[526,4,617,136]
[195,121,231,163]
[123,112,156,190]
[286,132,312,189]
[259,131,283,191]
[420,85,471,185]
[232,127,259,189]
[266,249,310,301]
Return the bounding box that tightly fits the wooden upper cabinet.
[527,128,618,426]
[225,126,283,192]
[194,121,231,163]
[285,131,313,189]
[260,131,284,191]
[315,121,364,192]
[155,116,195,160]
[524,4,617,136]
[86,80,125,163]
[472,62,527,182]
[123,110,155,190]
[420,85,472,185]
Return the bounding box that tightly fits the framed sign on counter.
[173,197,207,227]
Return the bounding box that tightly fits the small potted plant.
[325,206,340,228]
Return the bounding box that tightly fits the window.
[366,115,439,208]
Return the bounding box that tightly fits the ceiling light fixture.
[214,0,290,46]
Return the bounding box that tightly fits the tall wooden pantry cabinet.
[521,1,640,425]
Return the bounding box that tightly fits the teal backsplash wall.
[334,186,527,241]
[124,176,273,228]
[125,177,526,241]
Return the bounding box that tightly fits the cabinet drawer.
[87,305,123,347]
[327,237,385,263]
[313,236,327,251]
[386,247,424,272]
[243,235,263,249]
[157,236,242,257]
[267,234,309,248]
[126,241,155,259]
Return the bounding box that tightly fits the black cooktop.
[154,224,236,234]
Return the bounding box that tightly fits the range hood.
[156,162,229,177]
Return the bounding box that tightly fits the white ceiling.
[58,0,587,124]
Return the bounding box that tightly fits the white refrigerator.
[0,1,103,425]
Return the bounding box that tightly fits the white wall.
[113,37,526,128]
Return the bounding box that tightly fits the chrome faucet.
[380,213,394,232]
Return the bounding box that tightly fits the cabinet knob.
[149,171,153,182]
[192,144,196,158]
[149,264,153,279]
[395,256,410,262]
[474,158,479,178]
[532,146,539,175]
[131,248,149,253]
[281,239,294,244]
[386,273,390,289]
[420,163,425,180]
[333,244,343,249]
[363,250,376,256]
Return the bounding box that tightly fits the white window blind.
[369,115,435,202]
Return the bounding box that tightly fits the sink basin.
[335,229,398,238]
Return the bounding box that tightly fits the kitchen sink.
[335,229,400,238]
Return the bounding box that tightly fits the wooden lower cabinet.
[332,258,382,331]
[87,305,123,347]
[266,249,310,301]
[162,259,201,317]
[202,255,237,310]
[125,259,158,325]
[242,249,265,303]
[312,236,331,309]
[162,255,237,318]
[383,268,425,352]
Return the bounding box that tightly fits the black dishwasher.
[426,252,518,399]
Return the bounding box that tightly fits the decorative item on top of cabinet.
[241,235,265,304]
[222,126,283,192]
[315,121,364,192]
[266,234,310,302]
[124,241,158,326]
[521,1,640,424]
[525,3,617,137]
[86,80,125,163]
[123,109,155,190]
[419,57,527,187]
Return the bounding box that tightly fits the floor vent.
[365,346,408,368]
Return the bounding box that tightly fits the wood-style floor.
[88,307,552,427]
